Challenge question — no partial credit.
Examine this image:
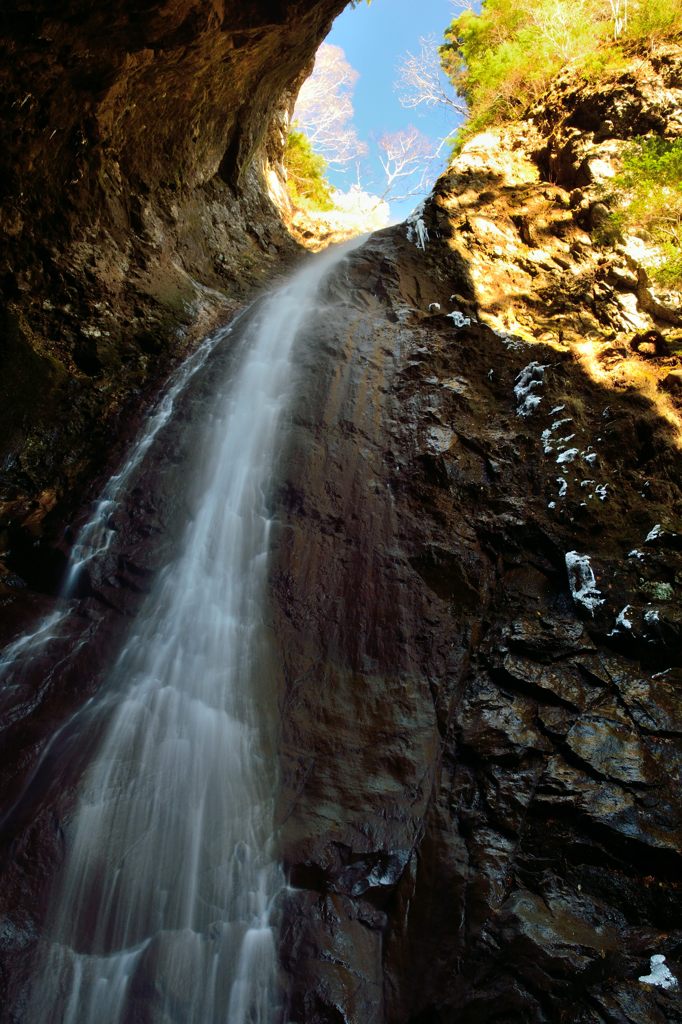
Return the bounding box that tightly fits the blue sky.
[325,0,463,221]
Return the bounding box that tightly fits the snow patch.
[428,302,441,313]
[595,484,608,501]
[582,451,598,465]
[557,448,579,465]
[646,524,663,542]
[548,501,556,509]
[628,549,645,560]
[565,552,605,615]
[644,609,660,624]
[549,405,566,416]
[557,477,568,498]
[514,362,547,417]
[542,430,554,454]
[639,954,678,990]
[493,328,526,350]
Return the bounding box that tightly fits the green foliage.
[440,0,682,142]
[284,130,334,212]
[605,138,682,288]
[627,0,682,41]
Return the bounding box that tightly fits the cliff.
[0,0,346,621]
[0,6,681,1023]
[272,41,682,1024]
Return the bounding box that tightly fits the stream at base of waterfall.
[1,238,366,1024]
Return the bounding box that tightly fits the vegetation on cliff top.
[605,136,682,287]
[284,130,335,212]
[441,0,682,286]
[441,0,682,147]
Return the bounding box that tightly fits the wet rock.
[505,616,594,660]
[564,704,660,785]
[1,21,682,1024]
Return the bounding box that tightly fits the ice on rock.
[426,426,455,453]
[548,501,556,509]
[514,362,547,417]
[609,605,634,634]
[557,448,579,465]
[582,451,598,466]
[428,302,441,313]
[543,418,574,455]
[639,954,678,990]
[493,328,526,350]
[565,552,605,615]
[628,549,645,560]
[557,477,568,497]
[646,524,663,542]
[595,484,608,501]
[549,405,566,415]
[406,201,429,250]
[448,311,471,328]
[644,608,660,623]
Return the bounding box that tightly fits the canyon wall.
[0,4,681,1022]
[0,0,345,618]
[271,42,682,1024]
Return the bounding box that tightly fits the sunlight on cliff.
[575,339,682,446]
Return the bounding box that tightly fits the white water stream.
[5,238,364,1023]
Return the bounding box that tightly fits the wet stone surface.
[271,223,682,1022]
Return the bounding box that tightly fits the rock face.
[269,48,682,1024]
[272,221,682,1023]
[0,10,681,1024]
[0,0,346,622]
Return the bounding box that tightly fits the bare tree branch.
[377,126,438,200]
[395,35,466,115]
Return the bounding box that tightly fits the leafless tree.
[377,126,437,200]
[395,35,467,115]
[292,43,367,168]
[607,0,627,37]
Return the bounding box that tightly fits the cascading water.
[5,237,365,1024]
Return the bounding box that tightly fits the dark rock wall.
[0,0,346,615]
[1,6,681,1023]
[274,220,682,1023]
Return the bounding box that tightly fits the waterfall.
[6,237,365,1024]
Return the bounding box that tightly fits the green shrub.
[440,0,682,139]
[440,0,610,134]
[627,0,682,42]
[606,137,682,288]
[284,130,334,212]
